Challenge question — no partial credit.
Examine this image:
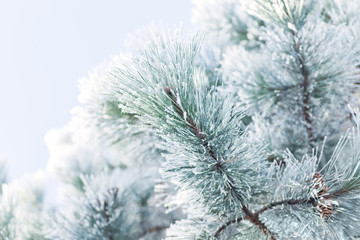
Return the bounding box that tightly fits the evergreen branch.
[164,87,220,169]
[323,184,360,200]
[104,202,114,240]
[214,198,310,238]
[242,205,276,240]
[215,171,342,237]
[97,187,119,240]
[291,29,314,142]
[214,216,244,237]
[165,87,276,239]
[256,198,311,215]
[138,225,170,238]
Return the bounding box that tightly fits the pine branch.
[214,172,336,237]
[291,29,314,142]
[165,87,276,239]
[214,198,310,238]
[256,198,311,215]
[242,205,276,240]
[214,216,244,237]
[97,187,119,240]
[164,87,218,165]
[323,184,360,200]
[138,225,170,238]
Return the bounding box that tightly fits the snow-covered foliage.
[2,0,360,239]
[0,170,46,240]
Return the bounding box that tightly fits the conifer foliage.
[2,0,360,239]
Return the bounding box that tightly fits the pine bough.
[2,0,360,239]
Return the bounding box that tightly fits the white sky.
[0,0,193,181]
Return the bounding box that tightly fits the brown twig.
[96,188,119,240]
[323,186,358,199]
[256,198,310,215]
[242,205,277,239]
[290,30,314,142]
[214,216,244,237]
[138,225,170,238]
[214,198,310,238]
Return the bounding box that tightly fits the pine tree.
[2,0,360,239]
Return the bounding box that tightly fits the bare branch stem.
[291,30,314,142]
[214,198,310,238]
[138,225,170,238]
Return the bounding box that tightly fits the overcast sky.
[0,0,193,181]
